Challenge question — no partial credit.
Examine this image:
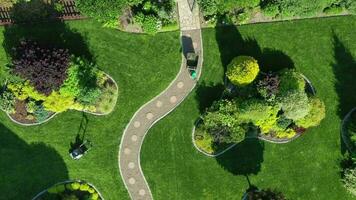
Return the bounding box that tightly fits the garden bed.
[32,180,104,200]
[0,39,118,126]
[2,73,118,126]
[193,56,325,156]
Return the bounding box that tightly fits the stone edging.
[341,107,356,154]
[118,28,204,199]
[1,73,119,126]
[31,180,105,200]
[257,132,302,144]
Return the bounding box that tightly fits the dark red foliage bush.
[293,126,307,135]
[12,40,70,95]
[257,72,280,100]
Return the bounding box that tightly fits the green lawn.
[0,19,181,199]
[141,15,356,200]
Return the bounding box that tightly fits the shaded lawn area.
[0,19,181,199]
[141,16,356,200]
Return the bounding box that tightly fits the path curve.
[118,1,203,199]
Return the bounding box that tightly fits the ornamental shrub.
[79,183,90,191]
[33,104,50,122]
[71,182,80,190]
[75,0,127,24]
[26,100,37,113]
[343,167,356,196]
[77,87,101,106]
[278,69,305,95]
[59,64,81,98]
[0,90,15,113]
[134,13,160,34]
[60,57,102,106]
[279,90,310,121]
[274,128,296,138]
[194,127,215,154]
[203,99,246,143]
[238,98,275,123]
[296,97,326,128]
[90,192,99,200]
[226,56,260,86]
[88,187,96,194]
[7,81,46,101]
[43,91,75,113]
[257,73,280,101]
[198,0,260,19]
[96,83,118,113]
[11,40,70,95]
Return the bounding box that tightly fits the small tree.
[343,167,356,196]
[226,56,260,86]
[296,97,326,128]
[279,90,310,121]
[278,69,305,95]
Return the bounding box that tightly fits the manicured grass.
[0,19,181,199]
[141,15,356,200]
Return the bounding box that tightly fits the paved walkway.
[118,1,202,200]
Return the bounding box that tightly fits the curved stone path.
[118,1,203,199]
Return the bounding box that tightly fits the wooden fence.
[0,0,85,25]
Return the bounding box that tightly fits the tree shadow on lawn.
[332,32,356,155]
[216,138,265,176]
[214,22,295,77]
[195,81,225,114]
[0,123,68,199]
[2,0,94,62]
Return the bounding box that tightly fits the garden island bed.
[0,40,118,125]
[193,55,326,155]
[33,180,103,200]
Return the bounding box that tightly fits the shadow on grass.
[332,32,356,119]
[70,112,89,152]
[332,32,356,156]
[195,81,224,114]
[2,0,93,62]
[0,123,68,199]
[215,23,294,76]
[216,138,264,176]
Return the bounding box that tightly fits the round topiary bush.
[226,56,260,86]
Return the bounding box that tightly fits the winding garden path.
[118,1,203,199]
